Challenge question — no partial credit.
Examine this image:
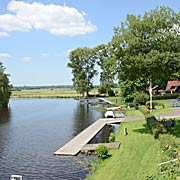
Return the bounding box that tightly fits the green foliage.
[107,89,115,96]
[95,145,109,160]
[109,133,116,142]
[146,101,155,110]
[154,102,165,109]
[95,43,117,92]
[159,134,180,160]
[139,105,150,115]
[145,114,167,139]
[0,62,12,107]
[112,6,180,99]
[68,47,97,97]
[153,93,180,100]
[98,84,106,94]
[133,93,149,105]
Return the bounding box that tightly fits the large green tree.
[112,6,180,100]
[95,43,117,95]
[0,62,12,107]
[68,47,97,97]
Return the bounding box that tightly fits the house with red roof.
[165,78,180,94]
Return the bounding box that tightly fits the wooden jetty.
[54,118,122,156]
[98,98,114,105]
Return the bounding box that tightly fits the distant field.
[11,88,81,98]
[11,88,99,98]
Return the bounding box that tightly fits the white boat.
[105,110,125,118]
[105,111,115,118]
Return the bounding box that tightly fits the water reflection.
[0,107,11,123]
[0,107,11,156]
[72,103,103,137]
[0,98,104,179]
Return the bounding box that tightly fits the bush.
[145,101,155,110]
[108,89,115,96]
[145,114,167,139]
[98,85,106,94]
[95,145,109,160]
[109,133,115,142]
[153,93,179,100]
[159,134,180,159]
[133,93,149,105]
[139,105,150,115]
[154,102,165,109]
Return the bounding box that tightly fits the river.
[0,98,104,180]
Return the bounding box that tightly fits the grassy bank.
[87,120,162,180]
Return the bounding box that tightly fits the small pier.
[54,118,122,156]
[98,98,114,105]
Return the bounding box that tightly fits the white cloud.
[41,53,49,58]
[20,57,31,63]
[0,0,97,36]
[67,49,74,54]
[0,53,11,59]
[0,32,9,37]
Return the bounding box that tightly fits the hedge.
[153,93,179,100]
[145,114,167,139]
[139,105,150,115]
[139,105,167,138]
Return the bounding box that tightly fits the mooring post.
[124,127,127,135]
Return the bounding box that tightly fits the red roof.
[165,79,180,92]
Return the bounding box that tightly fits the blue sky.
[0,0,179,86]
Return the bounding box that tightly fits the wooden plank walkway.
[54,118,122,156]
[98,98,114,104]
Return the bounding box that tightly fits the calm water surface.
[0,98,103,180]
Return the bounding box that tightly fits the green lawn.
[87,120,162,180]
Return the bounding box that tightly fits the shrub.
[145,101,155,110]
[109,133,116,142]
[95,145,109,160]
[98,85,106,94]
[108,89,115,96]
[133,93,149,105]
[159,134,180,159]
[153,93,179,100]
[145,114,167,139]
[139,105,150,115]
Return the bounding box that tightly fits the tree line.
[68,6,180,99]
[0,62,11,107]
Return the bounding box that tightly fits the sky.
[0,0,179,86]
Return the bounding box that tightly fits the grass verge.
[86,120,162,180]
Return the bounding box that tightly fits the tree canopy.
[68,47,97,97]
[0,62,12,107]
[112,6,180,100]
[95,43,117,95]
[68,6,180,99]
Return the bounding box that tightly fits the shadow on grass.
[133,120,180,139]
[168,121,180,138]
[133,123,152,135]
